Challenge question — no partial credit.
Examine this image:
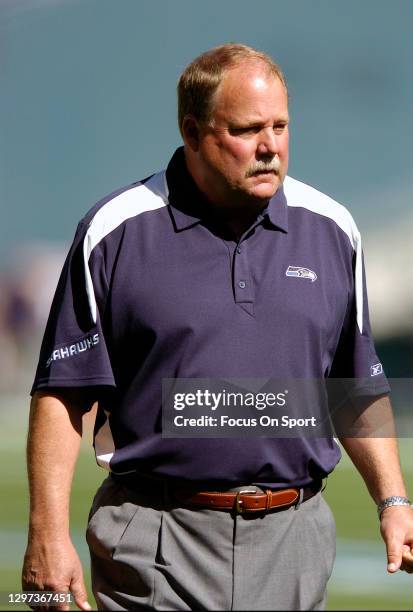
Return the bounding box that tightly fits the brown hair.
[177,43,287,137]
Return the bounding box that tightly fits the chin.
[249,181,280,200]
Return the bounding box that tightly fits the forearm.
[340,436,407,503]
[339,395,408,504]
[338,395,413,574]
[23,390,93,609]
[27,390,84,538]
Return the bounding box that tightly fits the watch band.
[377,496,412,517]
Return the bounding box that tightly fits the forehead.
[211,63,288,123]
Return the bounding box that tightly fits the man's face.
[195,63,289,207]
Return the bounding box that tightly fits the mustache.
[245,156,280,178]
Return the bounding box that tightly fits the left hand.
[380,505,413,573]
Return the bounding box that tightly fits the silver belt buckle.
[235,487,259,514]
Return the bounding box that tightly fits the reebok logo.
[370,363,383,376]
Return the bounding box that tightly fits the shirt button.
[236,247,242,254]
[238,280,246,289]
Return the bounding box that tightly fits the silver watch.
[377,496,412,517]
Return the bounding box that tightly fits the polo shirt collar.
[264,182,289,233]
[166,147,207,230]
[166,147,288,233]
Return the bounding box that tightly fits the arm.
[339,395,413,574]
[22,390,93,610]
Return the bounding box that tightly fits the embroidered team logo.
[285,266,317,283]
[370,363,383,376]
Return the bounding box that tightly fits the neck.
[184,147,268,237]
[212,205,266,240]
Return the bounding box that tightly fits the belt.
[173,481,322,514]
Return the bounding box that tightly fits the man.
[23,43,413,611]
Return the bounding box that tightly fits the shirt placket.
[232,215,265,317]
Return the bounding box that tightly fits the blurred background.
[0,0,412,609]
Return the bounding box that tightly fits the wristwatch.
[377,496,412,517]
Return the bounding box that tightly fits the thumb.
[385,534,403,573]
[71,574,92,611]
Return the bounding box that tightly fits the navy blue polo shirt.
[32,147,389,487]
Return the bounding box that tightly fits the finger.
[402,544,413,558]
[55,591,71,612]
[400,560,413,574]
[27,592,71,612]
[70,576,92,611]
[400,545,413,573]
[385,534,403,572]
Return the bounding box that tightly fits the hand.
[380,505,413,574]
[22,535,92,610]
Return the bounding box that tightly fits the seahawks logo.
[285,266,317,282]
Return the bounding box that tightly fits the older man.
[23,43,413,611]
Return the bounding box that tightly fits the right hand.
[22,535,92,611]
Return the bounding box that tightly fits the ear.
[182,115,201,152]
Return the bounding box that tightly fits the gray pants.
[86,476,336,611]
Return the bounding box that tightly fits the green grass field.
[1,397,412,610]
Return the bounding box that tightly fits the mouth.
[251,169,278,177]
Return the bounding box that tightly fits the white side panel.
[94,410,115,470]
[284,176,364,333]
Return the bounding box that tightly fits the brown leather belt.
[174,482,321,514]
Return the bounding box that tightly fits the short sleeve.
[31,221,116,393]
[328,249,390,398]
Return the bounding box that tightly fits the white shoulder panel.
[283,176,361,249]
[83,170,169,323]
[283,176,364,333]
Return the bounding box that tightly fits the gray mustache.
[245,156,280,177]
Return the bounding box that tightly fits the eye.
[273,123,287,134]
[229,126,261,137]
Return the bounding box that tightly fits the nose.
[257,127,278,156]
